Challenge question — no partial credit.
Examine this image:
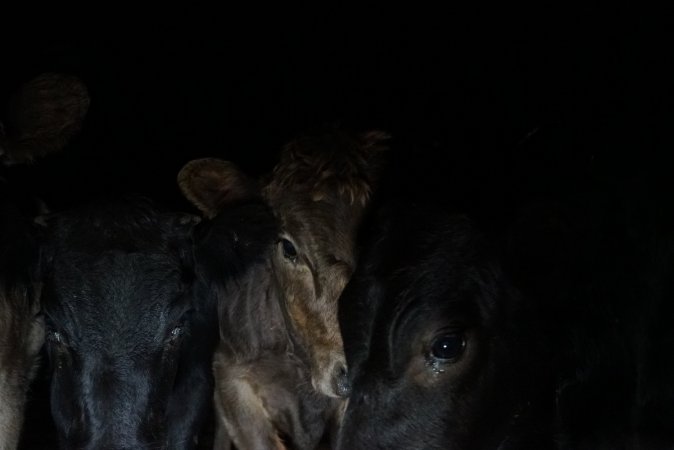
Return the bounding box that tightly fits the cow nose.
[335,364,351,398]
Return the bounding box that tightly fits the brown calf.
[178,129,388,449]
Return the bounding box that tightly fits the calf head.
[38,199,217,450]
[178,129,388,398]
[336,201,545,449]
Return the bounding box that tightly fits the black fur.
[38,196,274,449]
[336,198,553,450]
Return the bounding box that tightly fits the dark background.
[2,6,672,218]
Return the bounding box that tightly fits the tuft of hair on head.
[263,128,391,206]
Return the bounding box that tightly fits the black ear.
[193,201,278,285]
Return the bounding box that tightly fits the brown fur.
[263,130,389,206]
[178,128,389,449]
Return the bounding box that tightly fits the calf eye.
[430,334,465,361]
[280,238,298,262]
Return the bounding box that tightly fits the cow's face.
[337,207,534,449]
[40,203,215,450]
[269,195,354,399]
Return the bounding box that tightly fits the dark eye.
[45,328,71,370]
[280,238,298,262]
[47,330,65,345]
[164,324,186,351]
[165,308,194,345]
[44,317,68,348]
[168,326,183,342]
[430,334,465,361]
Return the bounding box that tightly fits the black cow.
[337,182,674,449]
[335,198,553,450]
[37,197,274,450]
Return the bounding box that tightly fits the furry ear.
[1,72,90,165]
[178,158,258,218]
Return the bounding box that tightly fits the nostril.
[335,364,351,398]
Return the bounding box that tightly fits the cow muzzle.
[312,354,351,398]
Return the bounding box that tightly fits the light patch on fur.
[0,369,23,450]
[213,353,287,450]
[0,368,23,450]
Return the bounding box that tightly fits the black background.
[2,6,672,218]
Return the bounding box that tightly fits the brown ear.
[2,72,90,165]
[177,158,258,218]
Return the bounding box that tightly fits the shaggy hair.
[263,129,390,206]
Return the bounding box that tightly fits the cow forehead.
[46,251,188,346]
[273,196,360,261]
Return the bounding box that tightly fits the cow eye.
[280,238,298,262]
[164,325,186,350]
[44,319,69,348]
[47,330,66,345]
[169,326,183,341]
[430,334,465,361]
[165,309,194,345]
[45,328,71,369]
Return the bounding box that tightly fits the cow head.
[37,199,219,450]
[178,129,388,399]
[336,201,547,449]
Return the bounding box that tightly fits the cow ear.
[177,158,258,218]
[1,72,90,165]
